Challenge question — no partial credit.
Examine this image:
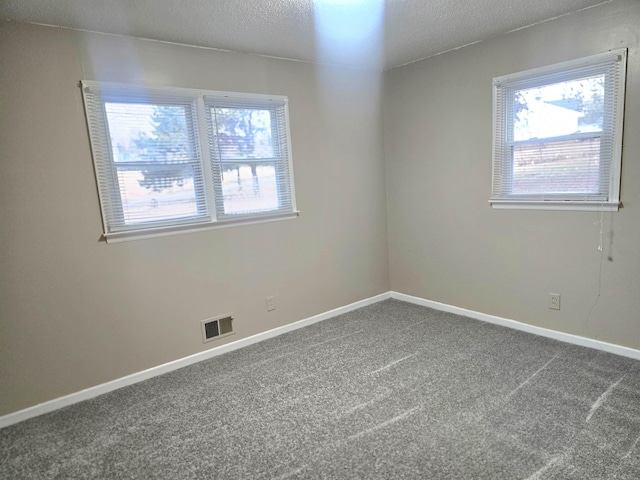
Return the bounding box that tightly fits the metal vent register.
[201,314,234,343]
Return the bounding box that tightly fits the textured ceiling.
[0,0,612,70]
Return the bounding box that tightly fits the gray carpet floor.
[2,299,640,479]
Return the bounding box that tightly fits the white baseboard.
[0,292,391,429]
[3,290,639,429]
[390,291,640,361]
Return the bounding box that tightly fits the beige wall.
[385,0,640,349]
[0,22,389,415]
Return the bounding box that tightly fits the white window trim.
[81,81,299,243]
[103,211,299,244]
[490,49,627,212]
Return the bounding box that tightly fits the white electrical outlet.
[549,293,561,310]
[266,296,276,312]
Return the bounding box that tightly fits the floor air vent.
[201,314,234,343]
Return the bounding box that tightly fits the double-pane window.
[82,82,297,241]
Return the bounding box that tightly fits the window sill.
[102,211,300,244]
[489,200,620,212]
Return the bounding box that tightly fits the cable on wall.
[586,206,605,338]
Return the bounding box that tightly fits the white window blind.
[205,97,295,219]
[491,49,627,211]
[81,82,298,242]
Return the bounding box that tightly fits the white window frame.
[490,49,627,211]
[81,81,298,243]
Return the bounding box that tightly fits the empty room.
[1,0,639,478]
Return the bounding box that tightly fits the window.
[491,49,627,211]
[82,81,297,242]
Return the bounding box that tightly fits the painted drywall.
[385,0,640,350]
[0,22,389,415]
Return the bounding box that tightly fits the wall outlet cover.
[549,293,561,310]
